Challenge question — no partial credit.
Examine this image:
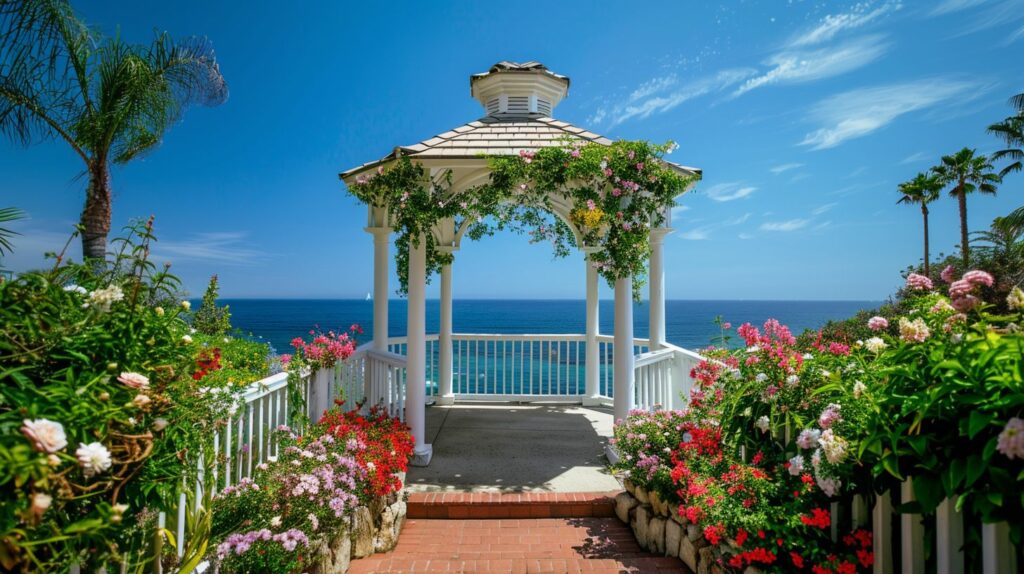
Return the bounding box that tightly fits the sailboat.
[365,292,372,301]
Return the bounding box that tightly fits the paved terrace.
[406,403,621,493]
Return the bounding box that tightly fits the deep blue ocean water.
[214,299,880,354]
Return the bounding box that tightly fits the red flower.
[800,508,831,529]
[791,552,805,568]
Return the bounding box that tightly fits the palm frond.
[0,0,93,157]
[0,205,25,254]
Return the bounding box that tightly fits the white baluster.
[901,480,925,574]
[873,490,894,574]
[982,522,1017,574]
[936,496,964,574]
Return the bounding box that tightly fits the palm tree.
[897,172,942,276]
[932,148,1001,267]
[987,92,1023,178]
[0,0,227,259]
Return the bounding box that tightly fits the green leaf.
[968,411,995,439]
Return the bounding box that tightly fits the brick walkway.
[347,517,688,573]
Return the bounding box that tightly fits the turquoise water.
[214,300,877,395]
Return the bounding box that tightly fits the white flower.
[755,415,770,433]
[181,300,191,311]
[154,306,165,316]
[117,372,150,390]
[599,160,608,170]
[1007,286,1024,311]
[853,381,867,399]
[788,454,804,476]
[152,418,169,431]
[267,455,278,463]
[747,345,761,354]
[63,284,87,294]
[21,419,68,453]
[786,375,799,386]
[31,492,52,515]
[811,448,823,468]
[951,333,963,343]
[796,429,821,450]
[76,442,112,479]
[113,503,129,514]
[87,285,124,313]
[864,337,887,354]
[755,373,768,383]
[270,515,282,528]
[132,394,151,408]
[182,334,193,344]
[819,429,848,464]
[802,353,813,360]
[816,474,842,497]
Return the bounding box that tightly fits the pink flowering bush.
[289,327,359,370]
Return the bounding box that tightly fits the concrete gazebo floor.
[405,403,622,493]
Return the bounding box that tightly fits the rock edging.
[617,480,761,574]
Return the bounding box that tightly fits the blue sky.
[3,0,1022,300]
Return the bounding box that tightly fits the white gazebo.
[338,62,703,466]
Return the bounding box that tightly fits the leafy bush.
[614,269,1024,571]
[0,221,238,572]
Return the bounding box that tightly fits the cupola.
[470,61,570,117]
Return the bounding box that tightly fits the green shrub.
[192,275,231,336]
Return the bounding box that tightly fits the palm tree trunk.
[81,159,111,260]
[957,185,969,267]
[922,204,930,277]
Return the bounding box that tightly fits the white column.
[367,227,391,351]
[406,233,432,466]
[583,250,602,406]
[649,228,669,349]
[612,276,635,423]
[436,262,455,405]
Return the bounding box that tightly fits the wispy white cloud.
[678,227,711,241]
[733,35,890,98]
[814,220,834,230]
[593,68,755,127]
[760,219,810,232]
[671,204,690,223]
[812,203,838,215]
[930,0,987,16]
[900,151,931,164]
[724,213,752,225]
[705,182,757,202]
[946,0,1024,37]
[152,232,264,265]
[800,78,981,150]
[1006,23,1024,44]
[787,1,902,47]
[770,162,803,174]
[738,233,755,240]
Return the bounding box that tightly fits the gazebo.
[338,62,702,466]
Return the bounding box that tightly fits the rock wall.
[618,480,752,574]
[312,472,409,574]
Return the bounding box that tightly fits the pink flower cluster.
[948,270,994,312]
[818,404,843,430]
[290,326,360,369]
[519,149,535,164]
[216,528,309,559]
[905,273,934,291]
[997,417,1024,460]
[736,319,802,373]
[940,265,956,283]
[867,316,888,331]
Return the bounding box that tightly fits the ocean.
[215,299,880,354]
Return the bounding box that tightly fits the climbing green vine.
[347,140,699,298]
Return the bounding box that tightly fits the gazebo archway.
[339,62,702,467]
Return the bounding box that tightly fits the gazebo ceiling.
[339,62,701,183]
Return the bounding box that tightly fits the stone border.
[616,479,752,574]
[311,472,409,574]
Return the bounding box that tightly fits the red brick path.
[347,516,688,573]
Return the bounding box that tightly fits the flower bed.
[612,270,1024,572]
[209,406,414,574]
